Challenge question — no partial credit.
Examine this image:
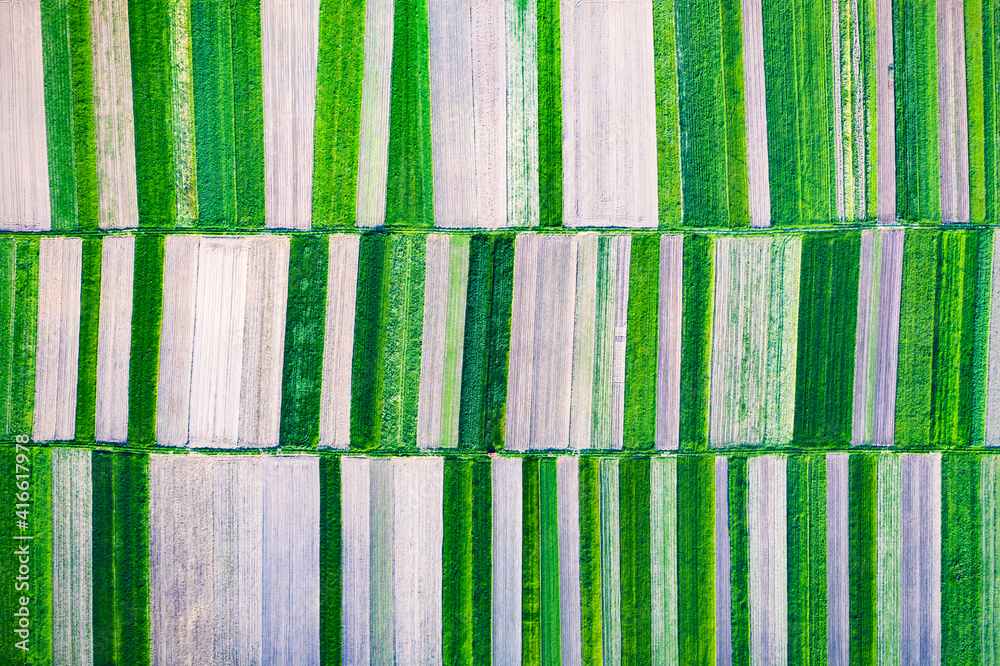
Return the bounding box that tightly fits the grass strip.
[280,235,330,447]
[787,454,828,664]
[350,232,390,449]
[966,0,986,222]
[31,446,53,664]
[0,447,20,664]
[68,0,99,230]
[540,458,561,665]
[127,235,165,445]
[678,456,715,664]
[620,457,652,665]
[319,456,342,665]
[75,238,102,442]
[538,0,562,227]
[484,236,515,451]
[0,240,39,437]
[579,457,603,664]
[472,459,492,661]
[985,2,998,220]
[653,0,681,227]
[40,0,78,230]
[312,0,365,228]
[128,0,176,228]
[970,231,993,445]
[896,229,938,447]
[679,235,713,450]
[114,452,150,665]
[848,452,877,665]
[624,235,659,450]
[458,236,492,448]
[728,457,749,665]
[793,232,861,446]
[941,452,981,663]
[522,458,541,665]
[719,0,748,227]
[92,451,115,664]
[859,0,878,217]
[232,0,266,228]
[443,459,474,664]
[384,0,434,226]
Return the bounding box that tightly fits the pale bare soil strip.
[561,0,658,227]
[262,0,321,229]
[833,0,866,220]
[557,457,582,663]
[0,0,50,230]
[356,0,395,228]
[428,0,475,227]
[506,234,540,451]
[505,0,539,227]
[741,0,772,227]
[600,458,622,664]
[749,456,788,664]
[852,230,878,445]
[530,235,578,449]
[936,0,970,223]
[90,0,139,229]
[189,238,248,448]
[982,458,1000,662]
[392,457,444,663]
[239,237,289,447]
[320,235,360,448]
[899,453,941,664]
[342,457,372,665]
[440,236,470,445]
[873,229,903,445]
[651,457,678,663]
[609,235,631,450]
[150,454,214,665]
[471,0,507,229]
[418,235,451,448]
[156,236,200,447]
[493,457,523,665]
[53,449,92,665]
[765,236,801,444]
[989,231,1000,445]
[715,456,731,663]
[170,0,197,224]
[592,237,617,448]
[877,453,900,664]
[370,458,394,665]
[657,235,683,450]
[875,0,896,222]
[570,233,598,449]
[95,236,135,442]
[33,238,83,442]
[826,453,850,665]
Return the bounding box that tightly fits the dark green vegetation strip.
[0,448,19,664]
[985,2,999,220]
[385,0,433,226]
[579,458,603,664]
[459,236,493,448]
[522,458,541,665]
[728,457,749,666]
[678,456,715,664]
[68,0,99,230]
[538,0,562,227]
[129,0,176,228]
[350,232,390,449]
[763,0,836,225]
[484,237,515,451]
[115,452,151,665]
[896,230,937,446]
[679,236,714,450]
[471,460,492,663]
[787,455,828,664]
[966,0,986,223]
[92,452,115,664]
[319,457,342,666]
[620,458,651,665]
[894,0,940,221]
[624,236,659,450]
[848,453,876,665]
[232,0,266,228]
[540,459,561,665]
[128,235,165,445]
[859,0,879,215]
[971,231,993,445]
[794,232,861,446]
[32,447,53,664]
[281,236,330,447]
[40,0,78,230]
[941,453,981,663]
[0,240,39,437]
[653,0,681,226]
[75,238,102,442]
[312,0,365,228]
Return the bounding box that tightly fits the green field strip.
[169,0,198,226]
[484,236,515,451]
[793,232,861,446]
[384,0,434,227]
[727,457,749,665]
[679,235,713,450]
[764,236,802,444]
[875,453,900,666]
[31,447,53,665]
[232,0,265,228]
[280,235,330,447]
[620,458,651,665]
[319,456,342,666]
[40,0,79,231]
[599,459,621,664]
[443,459,475,664]
[941,452,981,663]
[985,3,998,220]
[983,457,1000,662]
[848,453,876,665]
[539,458,561,665]
[970,231,993,446]
[74,238,101,442]
[858,0,879,218]
[538,0,562,227]
[965,0,986,223]
[677,456,715,664]
[350,232,390,449]
[0,240,39,438]
[91,451,114,664]
[650,457,678,663]
[471,459,492,662]
[68,0,99,231]
[458,236,493,449]
[441,237,470,447]
[787,454,828,664]
[0,447,19,664]
[312,0,365,228]
[522,458,541,665]
[624,235,659,450]
[763,0,836,226]
[128,0,176,228]
[115,452,150,664]
[592,237,615,447]
[653,0,681,227]
[127,235,165,445]
[893,0,940,221]
[578,457,603,664]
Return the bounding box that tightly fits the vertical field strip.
[369,457,394,663]
[613,236,635,450]
[33,238,82,441]
[728,456,749,663]
[984,457,1000,663]
[355,0,394,228]
[656,235,682,450]
[341,457,370,664]
[678,456,715,662]
[715,456,731,663]
[521,457,540,663]
[126,235,164,447]
[506,234,538,451]
[988,231,1000,444]
[95,236,134,443]
[620,458,652,663]
[937,0,971,223]
[155,236,198,447]
[320,457,342,665]
[787,455,827,663]
[539,458,561,664]
[570,233,598,449]
[557,457,581,663]
[652,0,681,226]
[941,453,981,662]
[748,455,787,663]
[41,0,78,231]
[679,235,714,449]
[471,0,507,229]
[508,0,539,227]
[350,232,390,449]
[599,458,621,664]
[876,453,900,664]
[169,0,197,225]
[899,453,941,663]
[494,457,523,664]
[827,453,849,664]
[319,234,360,448]
[875,0,895,222]
[74,238,99,440]
[262,0,321,229]
[740,0,770,227]
[560,0,658,227]
[651,457,678,663]
[577,458,602,663]
[52,449,92,666]
[848,453,877,663]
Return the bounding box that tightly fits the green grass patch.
[68,0,99,231]
[540,458,561,665]
[0,239,39,437]
[966,0,987,223]
[319,456,342,666]
[677,456,715,664]
[579,457,603,664]
[458,236,493,449]
[128,235,165,445]
[114,452,151,665]
[471,459,492,661]
[350,232,391,449]
[719,0,748,227]
[30,446,53,665]
[232,0,266,228]
[538,0,562,227]
[280,236,330,447]
[679,235,714,450]
[312,0,366,228]
[848,452,877,665]
[75,238,102,442]
[624,235,659,450]
[653,0,681,227]
[787,454,828,664]
[728,457,749,665]
[0,447,22,664]
[522,458,541,665]
[941,452,981,663]
[984,2,999,220]
[40,0,78,231]
[620,458,652,665]
[793,232,861,446]
[484,237,515,451]
[92,451,115,663]
[970,231,993,446]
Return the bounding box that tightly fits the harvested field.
[355,0,395,228]
[557,457,581,663]
[319,234,360,448]
[341,457,371,663]
[874,0,895,222]
[471,0,507,230]
[899,453,941,663]
[741,0,770,227]
[593,235,631,449]
[827,453,849,664]
[937,0,971,223]
[52,449,92,665]
[508,0,539,227]
[748,455,787,663]
[95,236,135,442]
[656,235,682,449]
[651,457,678,663]
[570,233,598,449]
[715,456,731,663]
[492,457,522,664]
